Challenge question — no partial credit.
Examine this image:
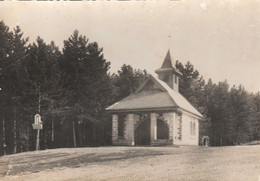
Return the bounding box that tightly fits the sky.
[1,0,260,93]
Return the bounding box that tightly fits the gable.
[135,75,167,93]
[142,79,163,91]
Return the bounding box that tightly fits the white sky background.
[1,0,260,93]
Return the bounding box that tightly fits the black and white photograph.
[0,0,260,180]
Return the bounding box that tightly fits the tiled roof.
[106,75,203,118]
[106,90,177,111]
[153,76,203,117]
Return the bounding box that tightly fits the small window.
[175,75,178,84]
[193,122,196,136]
[190,121,196,136]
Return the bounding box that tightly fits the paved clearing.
[0,145,260,181]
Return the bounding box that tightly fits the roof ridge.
[151,75,203,118]
[135,75,167,93]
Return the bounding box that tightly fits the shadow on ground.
[6,148,169,176]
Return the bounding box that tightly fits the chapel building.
[106,50,203,146]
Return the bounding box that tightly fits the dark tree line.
[0,21,148,155]
[1,20,260,155]
[176,61,260,146]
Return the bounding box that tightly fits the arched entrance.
[135,118,150,145]
[157,119,169,139]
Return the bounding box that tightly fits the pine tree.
[0,25,29,154]
[229,85,257,144]
[175,61,206,115]
[59,30,114,147]
[22,37,61,150]
[112,64,148,102]
[0,21,12,155]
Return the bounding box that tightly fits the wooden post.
[36,129,40,150]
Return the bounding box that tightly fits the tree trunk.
[72,121,76,147]
[51,118,54,142]
[13,105,17,154]
[82,123,86,146]
[235,126,240,145]
[2,109,6,155]
[36,92,41,150]
[26,122,29,151]
[51,100,54,148]
[38,93,41,113]
[78,122,83,147]
[93,123,96,146]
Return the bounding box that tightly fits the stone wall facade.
[112,115,118,144]
[111,111,199,146]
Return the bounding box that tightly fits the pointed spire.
[161,49,173,69]
[155,50,181,75]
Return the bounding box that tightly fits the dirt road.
[0,145,260,181]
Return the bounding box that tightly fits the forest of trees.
[0,21,260,155]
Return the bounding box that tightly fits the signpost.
[32,114,42,151]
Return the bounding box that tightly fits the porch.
[111,112,182,146]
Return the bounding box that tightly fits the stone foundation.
[150,139,173,146]
[112,139,134,146]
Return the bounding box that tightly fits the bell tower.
[155,50,182,92]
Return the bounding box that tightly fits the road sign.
[32,123,43,130]
[32,114,43,151]
[34,114,42,124]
